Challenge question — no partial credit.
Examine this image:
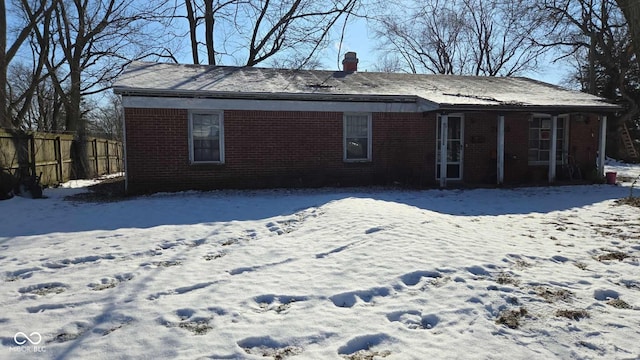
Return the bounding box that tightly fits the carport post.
[440,113,448,187]
[549,115,558,183]
[598,115,607,177]
[497,115,505,184]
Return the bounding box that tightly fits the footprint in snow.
[400,270,442,286]
[147,281,219,300]
[43,254,116,269]
[364,226,386,234]
[19,282,69,296]
[593,289,620,301]
[387,310,440,330]
[253,294,308,314]
[159,308,213,335]
[49,321,91,344]
[337,333,394,357]
[88,273,134,291]
[265,208,322,236]
[466,265,492,277]
[330,287,390,308]
[5,267,41,281]
[92,312,135,336]
[238,336,303,358]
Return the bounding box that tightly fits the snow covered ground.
[1,168,640,359]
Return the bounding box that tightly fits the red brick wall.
[124,108,190,192]
[568,114,600,175]
[124,107,602,192]
[463,113,498,183]
[124,108,436,193]
[459,112,600,184]
[372,112,436,185]
[503,113,533,183]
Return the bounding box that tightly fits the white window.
[528,114,568,165]
[189,111,224,163]
[344,113,372,161]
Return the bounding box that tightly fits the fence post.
[105,140,110,174]
[56,136,63,183]
[92,138,98,176]
[29,133,36,177]
[116,141,122,172]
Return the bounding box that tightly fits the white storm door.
[436,115,464,180]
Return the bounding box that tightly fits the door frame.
[436,113,465,184]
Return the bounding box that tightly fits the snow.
[606,158,640,182]
[1,168,640,359]
[114,62,619,110]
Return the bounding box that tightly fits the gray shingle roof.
[113,61,620,112]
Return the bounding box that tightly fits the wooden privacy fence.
[0,129,123,186]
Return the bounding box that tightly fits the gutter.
[435,103,622,113]
[112,87,421,104]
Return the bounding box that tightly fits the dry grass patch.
[555,309,590,320]
[204,252,225,261]
[514,259,532,270]
[178,319,212,335]
[65,177,127,202]
[596,251,629,262]
[535,287,574,302]
[496,307,528,329]
[343,350,391,360]
[573,262,588,270]
[496,272,520,286]
[607,299,632,309]
[244,346,303,359]
[616,196,640,208]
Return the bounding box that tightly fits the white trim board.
[121,96,437,113]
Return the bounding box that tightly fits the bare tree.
[541,0,638,159]
[1,0,57,129]
[615,0,640,67]
[7,61,65,132]
[179,0,359,68]
[183,0,236,64]
[86,94,123,140]
[372,0,546,76]
[26,0,172,177]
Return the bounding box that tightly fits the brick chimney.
[342,52,358,72]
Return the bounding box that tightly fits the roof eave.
[113,87,421,104]
[435,103,622,113]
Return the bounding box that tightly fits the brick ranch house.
[113,53,620,194]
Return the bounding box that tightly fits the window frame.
[188,110,225,164]
[343,113,372,162]
[528,113,569,166]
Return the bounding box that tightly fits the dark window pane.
[192,113,221,162]
[346,138,367,159]
[447,164,460,178]
[345,115,369,160]
[529,129,539,141]
[531,118,540,127]
[539,151,549,161]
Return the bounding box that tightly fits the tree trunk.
[616,0,640,67]
[205,0,215,65]
[185,0,199,64]
[0,0,8,129]
[67,62,91,179]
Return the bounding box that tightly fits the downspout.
[121,98,128,193]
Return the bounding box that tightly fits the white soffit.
[121,96,437,113]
